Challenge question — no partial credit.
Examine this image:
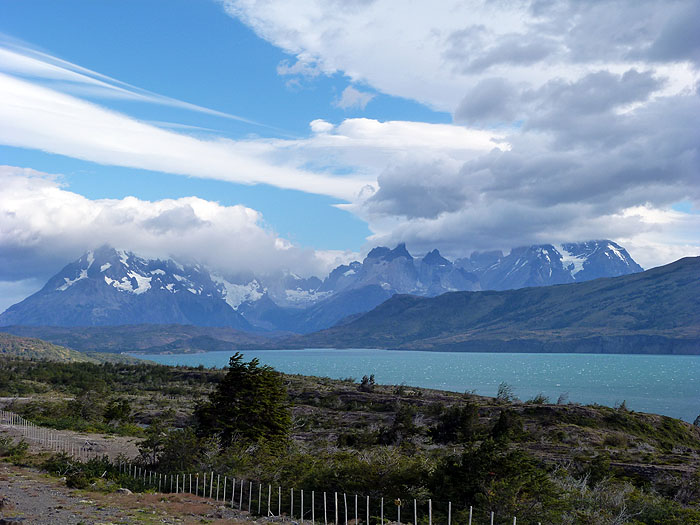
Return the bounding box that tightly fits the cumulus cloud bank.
[223,0,700,267]
[0,166,356,286]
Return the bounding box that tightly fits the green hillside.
[295,257,700,353]
[1,324,274,354]
[0,332,143,363]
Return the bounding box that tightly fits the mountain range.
[0,240,643,333]
[292,256,700,354]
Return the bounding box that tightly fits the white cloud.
[221,0,699,112]
[219,0,700,267]
[334,86,375,110]
[270,118,508,177]
[0,166,357,284]
[0,72,369,200]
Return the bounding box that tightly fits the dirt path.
[0,462,254,524]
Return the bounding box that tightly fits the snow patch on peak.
[100,263,111,272]
[285,288,332,305]
[214,277,265,309]
[57,269,88,291]
[117,250,130,268]
[86,251,94,268]
[130,273,152,294]
[104,272,151,294]
[557,244,586,277]
[607,242,626,262]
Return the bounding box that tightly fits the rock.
[116,487,133,494]
[0,518,26,524]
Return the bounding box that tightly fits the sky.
[0,0,699,311]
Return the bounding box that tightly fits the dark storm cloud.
[645,1,700,65]
[454,78,520,124]
[361,87,700,256]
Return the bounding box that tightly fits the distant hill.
[292,257,700,354]
[1,324,275,354]
[0,332,144,363]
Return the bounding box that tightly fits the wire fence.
[0,410,540,525]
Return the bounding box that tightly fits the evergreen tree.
[195,352,290,446]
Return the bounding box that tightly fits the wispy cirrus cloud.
[0,35,506,202]
[0,71,370,200]
[0,34,266,127]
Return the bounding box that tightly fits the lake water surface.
[135,349,700,423]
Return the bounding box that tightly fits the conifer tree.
[195,352,290,446]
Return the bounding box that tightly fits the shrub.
[527,393,550,404]
[430,402,480,444]
[496,382,516,403]
[491,409,523,442]
[359,374,376,392]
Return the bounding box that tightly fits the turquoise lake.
[135,349,700,423]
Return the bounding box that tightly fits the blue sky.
[0,0,699,309]
[0,0,439,251]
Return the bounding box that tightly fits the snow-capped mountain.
[0,246,252,329]
[319,243,478,297]
[0,240,643,332]
[455,240,643,290]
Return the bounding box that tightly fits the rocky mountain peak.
[421,249,451,267]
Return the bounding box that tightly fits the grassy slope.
[1,324,275,354]
[295,256,700,352]
[0,332,143,364]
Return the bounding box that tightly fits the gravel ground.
[0,423,253,524]
[0,462,256,524]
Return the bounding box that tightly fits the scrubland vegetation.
[2,355,700,524]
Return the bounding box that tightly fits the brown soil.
[0,462,259,524]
